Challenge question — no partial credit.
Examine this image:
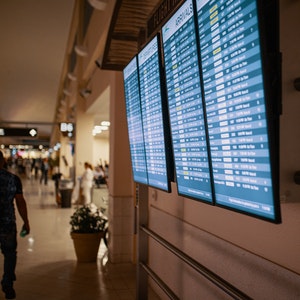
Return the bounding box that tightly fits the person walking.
[0,151,30,299]
[40,158,49,185]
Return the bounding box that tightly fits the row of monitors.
[123,0,281,223]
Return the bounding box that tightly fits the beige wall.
[148,184,300,299]
[92,137,109,167]
[74,98,94,177]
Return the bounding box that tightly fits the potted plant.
[70,203,107,262]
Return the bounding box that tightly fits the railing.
[139,226,252,300]
[136,184,252,300]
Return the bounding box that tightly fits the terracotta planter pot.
[71,232,104,262]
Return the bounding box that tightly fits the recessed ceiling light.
[74,45,88,57]
[88,0,107,10]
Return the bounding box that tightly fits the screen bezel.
[160,0,281,223]
[123,0,281,223]
[123,56,149,185]
[137,34,173,193]
[161,0,214,204]
[197,0,281,223]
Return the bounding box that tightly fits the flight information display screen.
[138,36,170,191]
[196,0,277,220]
[123,57,148,185]
[162,0,212,202]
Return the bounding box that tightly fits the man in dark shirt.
[0,151,30,299]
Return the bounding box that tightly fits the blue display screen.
[138,36,170,191]
[162,0,212,202]
[196,0,277,220]
[123,57,148,185]
[123,0,280,223]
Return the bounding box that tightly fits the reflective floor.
[0,173,159,300]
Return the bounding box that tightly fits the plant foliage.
[70,204,107,233]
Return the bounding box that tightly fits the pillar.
[108,71,135,263]
[75,96,94,178]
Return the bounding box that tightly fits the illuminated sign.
[60,123,74,132]
[60,123,74,137]
[0,128,38,137]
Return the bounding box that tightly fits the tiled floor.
[0,173,160,300]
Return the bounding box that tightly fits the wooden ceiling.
[101,0,164,70]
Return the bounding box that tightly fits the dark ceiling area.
[102,0,176,70]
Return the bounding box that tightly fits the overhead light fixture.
[68,114,75,122]
[60,98,66,106]
[79,89,92,99]
[88,0,107,10]
[92,126,103,135]
[75,45,88,57]
[67,72,77,81]
[58,106,65,113]
[92,122,110,136]
[98,125,109,131]
[101,121,110,126]
[63,89,71,96]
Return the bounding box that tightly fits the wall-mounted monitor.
[123,57,148,185]
[138,35,172,192]
[195,0,281,222]
[123,0,281,223]
[162,0,212,203]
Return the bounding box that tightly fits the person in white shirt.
[80,162,94,204]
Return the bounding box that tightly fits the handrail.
[141,225,252,300]
[140,262,180,300]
